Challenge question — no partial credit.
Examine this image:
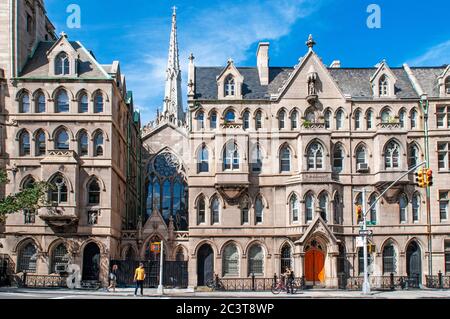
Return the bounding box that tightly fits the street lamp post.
[353,188,370,294]
[420,94,433,278]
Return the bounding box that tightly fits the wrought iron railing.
[21,273,68,288]
[341,274,421,290]
[426,272,450,289]
[218,274,304,291]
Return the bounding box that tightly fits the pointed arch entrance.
[406,241,422,285]
[197,244,214,286]
[304,239,325,284]
[82,242,100,281]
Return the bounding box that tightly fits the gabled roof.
[410,67,447,98]
[19,41,112,80]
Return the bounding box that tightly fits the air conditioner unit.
[357,163,369,172]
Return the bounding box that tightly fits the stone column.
[188,255,197,288]
[327,252,339,288]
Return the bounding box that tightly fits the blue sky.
[45,0,450,124]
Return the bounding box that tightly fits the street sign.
[359,229,373,236]
[150,242,161,253]
[356,236,364,247]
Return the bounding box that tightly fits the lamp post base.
[157,284,164,295]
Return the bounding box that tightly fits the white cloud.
[124,0,320,123]
[409,40,450,66]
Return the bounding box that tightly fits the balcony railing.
[220,122,242,129]
[378,122,401,130]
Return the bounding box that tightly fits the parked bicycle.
[271,277,299,294]
[206,276,225,291]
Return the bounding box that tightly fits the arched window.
[251,144,263,173]
[223,142,239,171]
[255,111,262,130]
[324,110,331,129]
[225,110,235,122]
[162,180,171,220]
[197,111,204,129]
[446,76,450,94]
[280,244,292,273]
[19,131,30,156]
[56,90,69,113]
[240,197,250,224]
[319,193,328,222]
[291,110,298,129]
[399,193,408,223]
[175,248,185,261]
[385,141,401,169]
[399,109,406,128]
[248,245,264,276]
[88,179,101,205]
[290,194,299,222]
[210,111,217,129]
[255,196,264,224]
[51,243,69,273]
[379,75,389,96]
[222,244,239,276]
[383,242,397,274]
[55,52,70,75]
[305,110,315,122]
[225,75,235,96]
[280,146,291,172]
[336,110,344,130]
[197,196,205,224]
[410,109,418,129]
[93,131,104,157]
[20,93,30,113]
[94,93,104,113]
[408,144,420,169]
[35,130,46,156]
[369,194,377,223]
[197,145,209,173]
[366,109,374,129]
[55,129,69,150]
[78,131,88,156]
[356,145,367,168]
[18,242,37,273]
[445,241,450,274]
[381,108,392,124]
[333,193,341,224]
[305,193,314,222]
[307,142,324,170]
[36,93,46,113]
[79,93,88,113]
[49,175,68,203]
[412,193,420,222]
[211,196,220,224]
[354,110,361,129]
[243,111,250,130]
[278,110,286,129]
[333,145,344,173]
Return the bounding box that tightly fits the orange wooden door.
[304,249,325,282]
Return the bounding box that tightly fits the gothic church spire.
[163,6,184,123]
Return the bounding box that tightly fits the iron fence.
[21,273,68,288]
[218,274,304,291]
[110,260,188,288]
[426,272,450,289]
[341,274,421,291]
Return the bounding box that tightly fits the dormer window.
[55,52,70,75]
[379,75,389,96]
[225,75,235,96]
[446,77,450,94]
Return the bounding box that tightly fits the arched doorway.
[197,244,214,286]
[406,241,422,285]
[304,240,325,284]
[82,242,100,281]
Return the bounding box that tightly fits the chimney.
[330,60,341,68]
[257,42,270,85]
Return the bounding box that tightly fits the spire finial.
[172,6,177,15]
[189,52,195,62]
[306,34,316,50]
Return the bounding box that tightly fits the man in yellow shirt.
[134,263,146,296]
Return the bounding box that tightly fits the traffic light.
[426,169,433,187]
[356,205,363,221]
[415,168,425,188]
